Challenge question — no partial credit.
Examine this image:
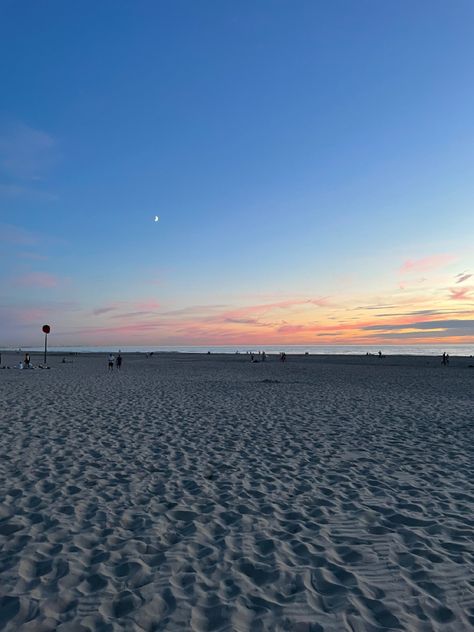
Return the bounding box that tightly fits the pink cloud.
[399,255,456,274]
[135,299,160,311]
[277,324,310,334]
[219,297,329,323]
[449,287,473,301]
[13,272,61,288]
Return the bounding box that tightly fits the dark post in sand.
[42,324,51,365]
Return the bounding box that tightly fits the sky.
[1,0,473,348]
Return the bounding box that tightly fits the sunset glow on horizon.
[1,2,473,348]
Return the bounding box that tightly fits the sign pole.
[42,325,51,366]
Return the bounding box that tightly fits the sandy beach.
[0,352,473,631]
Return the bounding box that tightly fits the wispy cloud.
[162,304,227,317]
[376,308,474,318]
[456,272,472,284]
[135,299,161,311]
[225,317,269,326]
[92,306,118,316]
[277,324,311,334]
[217,297,329,323]
[18,251,49,261]
[363,319,474,333]
[0,122,57,180]
[0,223,39,245]
[0,122,58,202]
[399,255,456,274]
[449,287,473,301]
[0,301,80,327]
[12,272,63,289]
[0,183,58,201]
[0,223,66,250]
[110,311,156,319]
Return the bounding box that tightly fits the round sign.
[42,325,51,334]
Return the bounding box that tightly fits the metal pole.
[44,333,48,365]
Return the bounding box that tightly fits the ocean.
[4,344,473,356]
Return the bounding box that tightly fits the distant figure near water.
[116,352,122,370]
[442,352,450,366]
[108,354,115,371]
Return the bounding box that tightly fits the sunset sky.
[1,1,473,348]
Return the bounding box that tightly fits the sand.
[0,352,473,631]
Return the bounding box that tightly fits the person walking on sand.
[108,353,115,371]
[116,352,122,370]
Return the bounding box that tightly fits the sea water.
[6,344,473,356]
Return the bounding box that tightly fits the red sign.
[42,325,51,334]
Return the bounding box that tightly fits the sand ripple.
[1,353,473,630]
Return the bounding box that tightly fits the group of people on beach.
[17,353,32,369]
[107,352,122,371]
[247,351,293,363]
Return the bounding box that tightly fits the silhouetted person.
[262,351,266,362]
[378,350,382,359]
[116,353,122,370]
[108,353,115,371]
[24,353,30,368]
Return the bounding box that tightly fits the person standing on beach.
[116,353,122,370]
[108,353,115,371]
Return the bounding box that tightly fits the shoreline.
[1,349,473,358]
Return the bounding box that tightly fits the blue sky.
[1,1,473,346]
